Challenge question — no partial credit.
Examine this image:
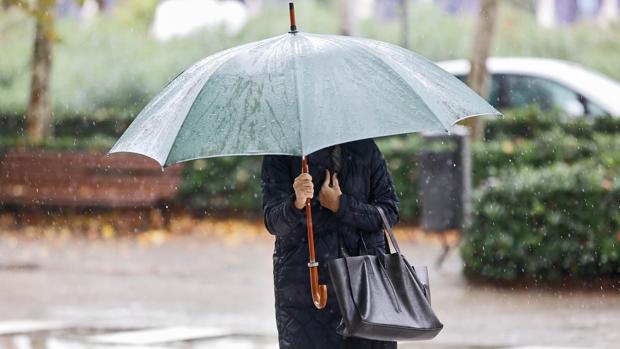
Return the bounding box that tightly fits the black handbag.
[327,206,444,342]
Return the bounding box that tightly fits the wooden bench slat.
[0,150,185,208]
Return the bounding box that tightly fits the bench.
[0,149,184,229]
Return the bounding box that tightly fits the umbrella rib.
[291,35,305,156]
[161,36,286,166]
[109,43,239,167]
[319,34,449,131]
[160,56,237,167]
[360,45,451,132]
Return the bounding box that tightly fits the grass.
[0,1,619,123]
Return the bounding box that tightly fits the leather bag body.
[327,206,443,342]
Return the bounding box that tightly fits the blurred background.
[0,0,619,348]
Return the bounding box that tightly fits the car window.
[487,75,502,108]
[455,74,502,108]
[584,99,608,117]
[504,75,583,115]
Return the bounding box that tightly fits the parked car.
[436,58,620,117]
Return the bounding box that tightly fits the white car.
[436,58,620,117]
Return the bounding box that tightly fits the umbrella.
[109,3,500,310]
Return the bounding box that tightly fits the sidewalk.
[0,217,618,348]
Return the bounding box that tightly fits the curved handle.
[302,156,327,310]
[309,265,328,309]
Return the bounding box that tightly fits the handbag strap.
[376,206,401,254]
[331,144,342,173]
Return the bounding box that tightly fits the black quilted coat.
[261,139,399,349]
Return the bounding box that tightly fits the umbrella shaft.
[289,2,298,33]
[302,155,327,310]
[302,156,316,263]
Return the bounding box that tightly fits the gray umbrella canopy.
[108,32,500,168]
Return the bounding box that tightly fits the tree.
[27,1,55,143]
[5,0,81,143]
[399,0,410,49]
[337,0,354,36]
[464,0,498,141]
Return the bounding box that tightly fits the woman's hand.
[293,173,314,210]
[319,169,342,213]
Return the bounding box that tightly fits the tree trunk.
[338,0,353,36]
[399,0,410,48]
[464,0,497,141]
[26,18,54,143]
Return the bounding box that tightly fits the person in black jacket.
[261,138,399,349]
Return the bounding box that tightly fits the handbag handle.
[375,206,401,254]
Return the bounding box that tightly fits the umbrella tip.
[289,2,298,34]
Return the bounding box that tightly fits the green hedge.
[176,135,423,221]
[484,106,620,141]
[177,156,264,215]
[0,135,116,155]
[461,162,620,283]
[464,108,620,284]
[473,130,620,185]
[377,135,422,222]
[0,114,132,138]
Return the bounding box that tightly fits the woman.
[260,138,400,349]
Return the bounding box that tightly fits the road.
[0,217,619,348]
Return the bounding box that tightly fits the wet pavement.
[0,218,618,349]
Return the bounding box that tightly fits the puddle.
[0,327,277,349]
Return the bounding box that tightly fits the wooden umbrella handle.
[302,157,327,310]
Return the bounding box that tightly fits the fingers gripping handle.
[302,156,328,310]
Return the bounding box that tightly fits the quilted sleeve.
[261,155,305,236]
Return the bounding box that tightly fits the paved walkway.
[0,218,618,348]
